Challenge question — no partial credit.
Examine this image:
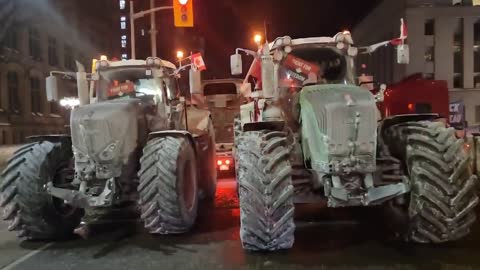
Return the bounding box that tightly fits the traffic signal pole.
[150,0,157,57]
[129,1,173,59]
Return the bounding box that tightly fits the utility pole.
[130,1,136,59]
[129,1,173,59]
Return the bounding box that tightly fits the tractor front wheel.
[138,136,199,234]
[385,121,478,243]
[236,130,295,251]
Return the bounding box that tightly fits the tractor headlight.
[99,142,118,161]
[73,147,89,163]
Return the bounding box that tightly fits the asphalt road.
[2,178,480,270]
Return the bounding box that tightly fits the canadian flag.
[192,53,207,71]
[390,19,408,46]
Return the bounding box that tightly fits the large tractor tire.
[236,130,295,251]
[385,121,478,243]
[199,120,217,200]
[0,141,83,240]
[138,136,199,234]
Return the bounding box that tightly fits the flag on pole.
[192,53,207,71]
[390,19,408,45]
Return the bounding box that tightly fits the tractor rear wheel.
[138,136,198,234]
[0,141,83,240]
[385,121,478,243]
[236,130,295,251]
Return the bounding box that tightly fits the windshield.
[102,79,160,100]
[94,67,178,102]
[278,46,350,88]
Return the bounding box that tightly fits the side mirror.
[189,68,202,94]
[397,44,410,64]
[46,75,59,101]
[76,71,89,106]
[230,54,243,75]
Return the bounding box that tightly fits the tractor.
[0,57,216,239]
[199,79,245,177]
[230,28,478,251]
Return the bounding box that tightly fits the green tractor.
[231,30,478,251]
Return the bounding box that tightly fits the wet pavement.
[1,178,480,270]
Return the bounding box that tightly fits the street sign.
[449,101,465,129]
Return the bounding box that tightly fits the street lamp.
[176,50,184,59]
[254,34,263,45]
[177,50,185,66]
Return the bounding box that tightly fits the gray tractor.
[0,57,216,239]
[231,32,478,251]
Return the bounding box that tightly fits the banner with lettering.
[449,100,465,129]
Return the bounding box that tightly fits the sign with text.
[283,55,320,82]
[449,101,465,129]
[108,82,135,97]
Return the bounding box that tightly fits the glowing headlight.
[73,148,89,163]
[99,142,118,161]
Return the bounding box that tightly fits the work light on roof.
[146,57,162,66]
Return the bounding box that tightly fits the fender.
[380,113,440,132]
[147,130,197,154]
[26,134,72,145]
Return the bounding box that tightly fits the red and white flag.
[192,53,207,71]
[390,18,408,45]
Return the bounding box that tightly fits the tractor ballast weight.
[0,57,217,240]
[231,27,478,251]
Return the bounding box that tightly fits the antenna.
[264,19,268,42]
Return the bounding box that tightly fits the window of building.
[121,36,127,48]
[29,27,41,60]
[121,16,126,22]
[30,77,42,114]
[475,75,480,88]
[121,21,126,29]
[122,53,128,59]
[7,72,20,113]
[476,106,480,123]
[120,0,126,9]
[50,101,61,115]
[3,25,19,50]
[48,37,58,66]
[425,19,435,36]
[453,18,464,88]
[474,18,480,45]
[64,44,75,70]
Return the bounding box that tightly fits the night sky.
[193,0,381,78]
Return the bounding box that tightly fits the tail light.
[216,157,233,170]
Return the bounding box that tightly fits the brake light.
[217,160,222,166]
[408,103,414,111]
[225,159,231,165]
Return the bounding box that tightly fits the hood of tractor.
[70,99,147,179]
[299,84,377,175]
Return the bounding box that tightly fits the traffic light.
[173,0,194,27]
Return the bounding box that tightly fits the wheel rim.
[182,159,195,211]
[51,162,77,218]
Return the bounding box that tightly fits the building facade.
[353,0,480,130]
[0,0,119,145]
